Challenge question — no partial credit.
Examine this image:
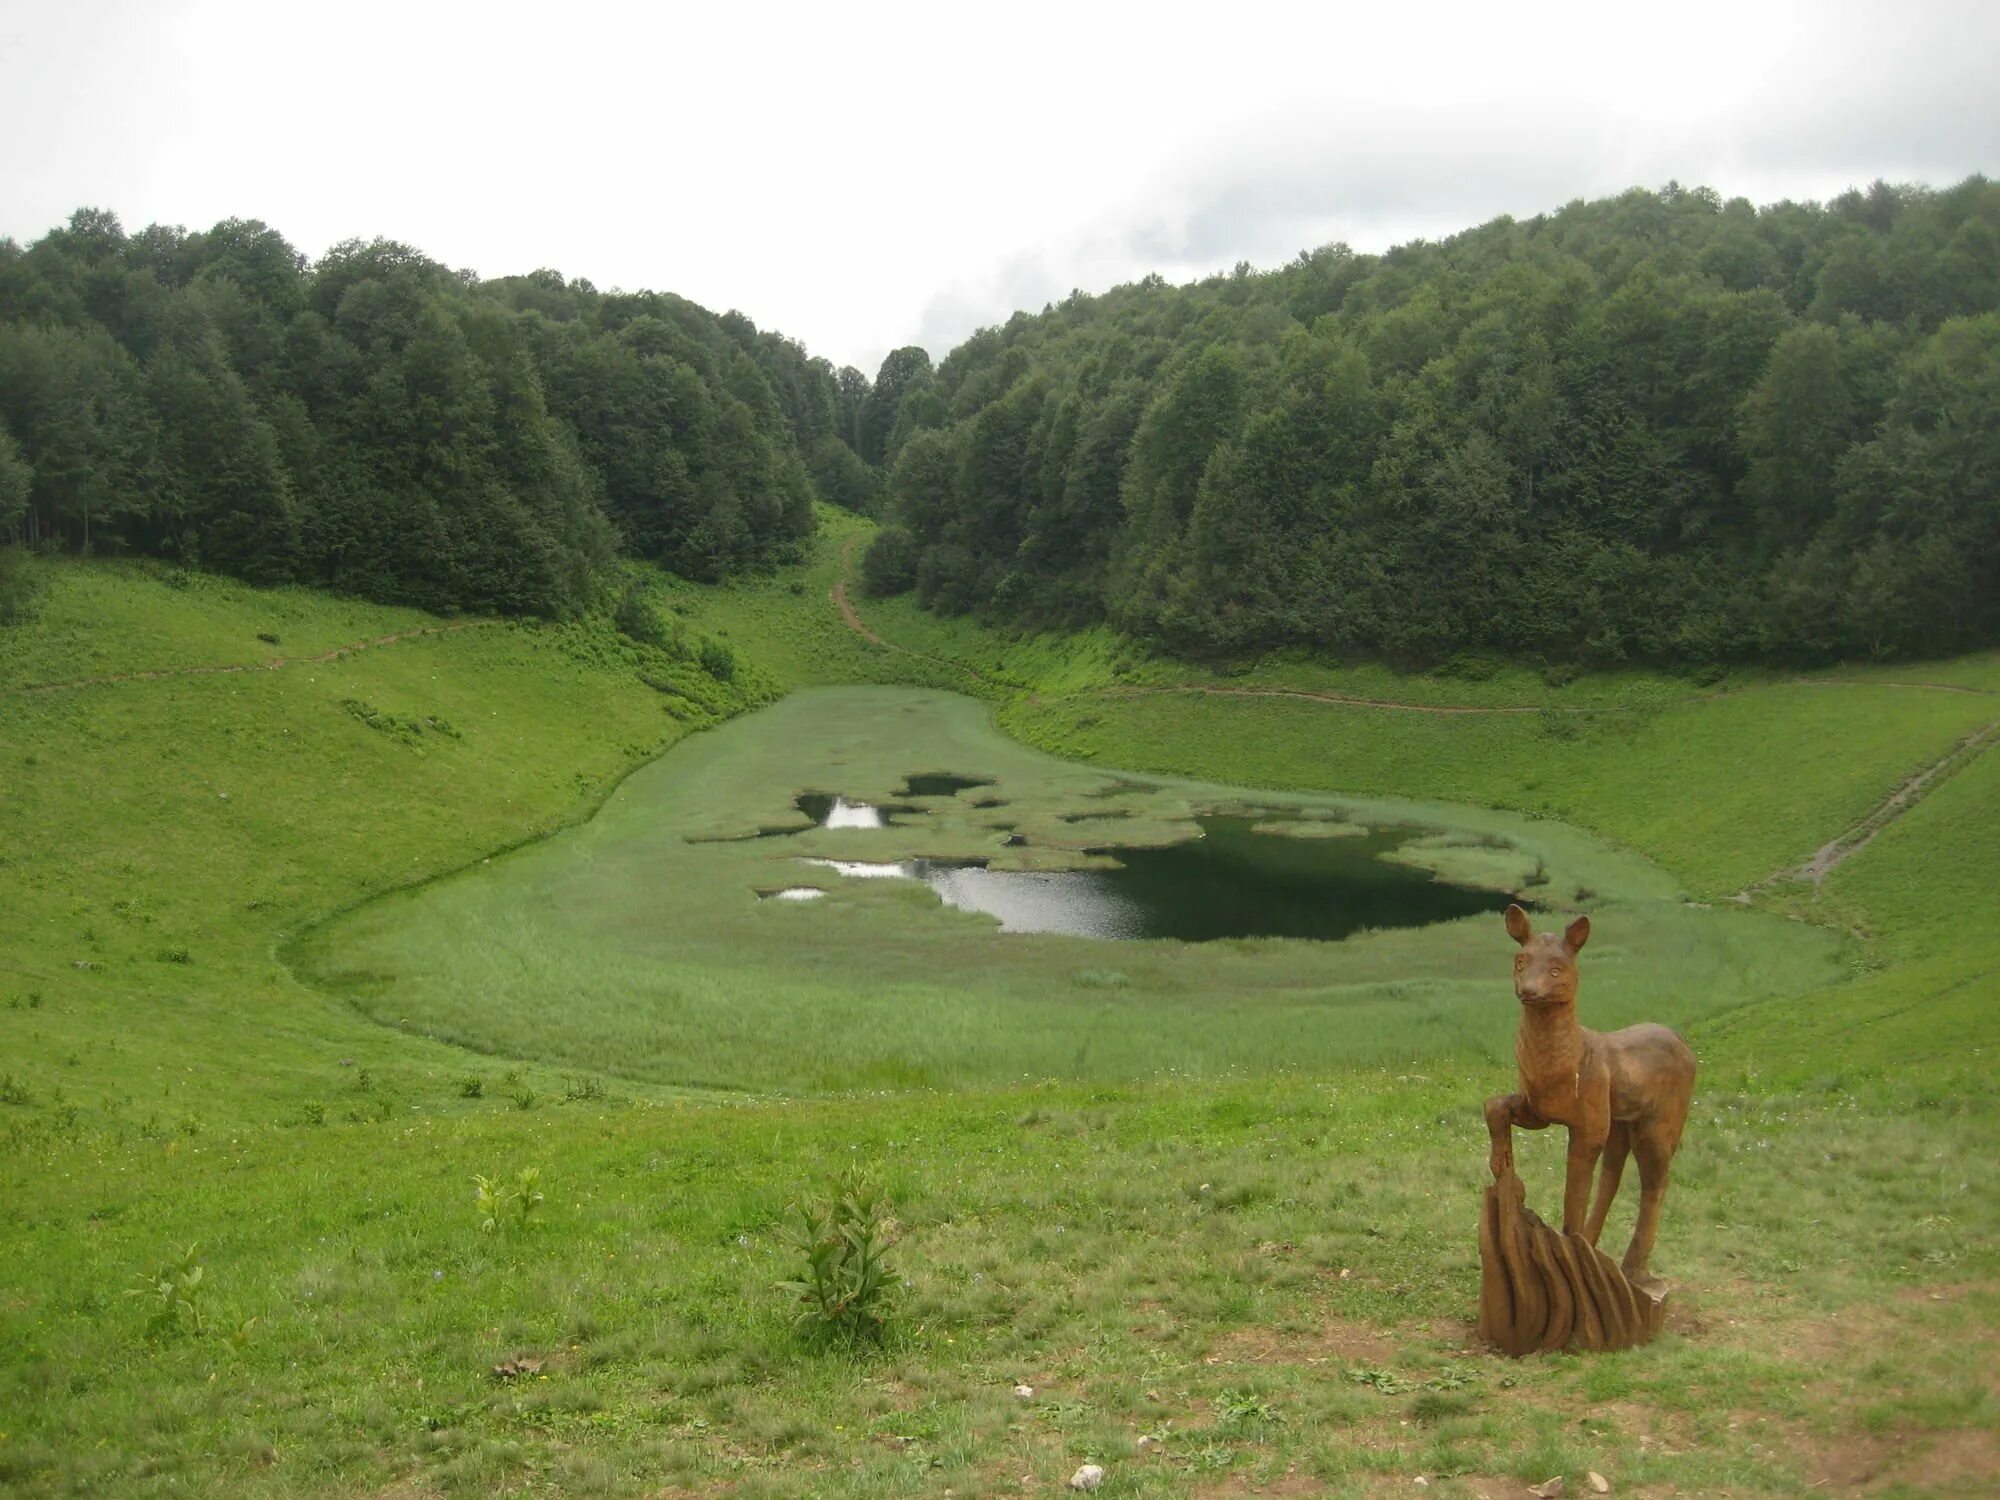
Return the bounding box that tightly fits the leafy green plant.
[457,1074,485,1099]
[776,1173,899,1343]
[1216,1388,1283,1429]
[516,1166,543,1224]
[474,1166,545,1233]
[125,1242,207,1338]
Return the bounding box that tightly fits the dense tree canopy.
[6,182,1997,664]
[862,179,2000,664]
[0,212,869,615]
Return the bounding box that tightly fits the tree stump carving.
[1478,1166,1667,1354]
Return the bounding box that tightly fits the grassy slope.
[2,522,1997,1498]
[0,558,452,690]
[0,568,770,1130]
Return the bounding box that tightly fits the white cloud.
[2,0,1994,375]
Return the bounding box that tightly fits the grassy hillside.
[0,561,769,1132]
[2,529,1996,1498]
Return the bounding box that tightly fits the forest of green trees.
[861,178,2000,664]
[4,180,1997,664]
[0,210,880,616]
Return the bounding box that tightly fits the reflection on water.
[793,793,920,829]
[789,816,1513,942]
[801,857,909,879]
[924,863,1150,938]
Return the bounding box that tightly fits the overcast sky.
[3,1,1997,375]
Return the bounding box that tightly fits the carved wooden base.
[1478,1168,1667,1355]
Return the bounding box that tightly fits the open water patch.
[899,772,996,798]
[788,813,1513,941]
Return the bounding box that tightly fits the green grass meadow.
[2,520,1997,1497]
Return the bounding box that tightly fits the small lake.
[780,804,1512,941]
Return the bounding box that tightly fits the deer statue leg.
[1484,1093,1543,1179]
[1584,1121,1630,1246]
[1562,1125,1605,1236]
[1622,1122,1677,1281]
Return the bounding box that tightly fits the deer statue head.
[1504,903,1589,1010]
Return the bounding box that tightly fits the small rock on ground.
[1069,1463,1105,1491]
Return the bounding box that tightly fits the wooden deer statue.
[1483,905,1696,1285]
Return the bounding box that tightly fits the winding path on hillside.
[830,535,2000,892]
[1734,717,2000,899]
[831,535,986,682]
[9,620,494,696]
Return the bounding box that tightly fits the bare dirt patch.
[1803,1424,2000,1495]
[1211,1317,1403,1368]
[1191,1468,1332,1497]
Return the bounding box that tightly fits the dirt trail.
[12,620,492,696]
[829,537,886,646]
[831,536,985,682]
[1735,717,2000,899]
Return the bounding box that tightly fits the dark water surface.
[795,814,1512,941]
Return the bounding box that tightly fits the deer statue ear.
[1505,904,1532,945]
[1565,914,1591,952]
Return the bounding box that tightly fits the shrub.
[0,546,43,626]
[860,527,920,598]
[1433,650,1501,682]
[698,639,736,682]
[776,1172,900,1343]
[256,631,280,646]
[458,1074,485,1099]
[612,585,666,647]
